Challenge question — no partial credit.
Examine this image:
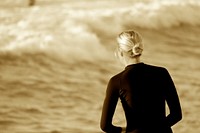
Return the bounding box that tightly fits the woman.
[100,30,182,133]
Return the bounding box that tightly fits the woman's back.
[117,63,174,132]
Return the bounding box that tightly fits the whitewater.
[0,0,200,133]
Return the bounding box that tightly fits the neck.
[125,57,141,66]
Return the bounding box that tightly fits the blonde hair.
[116,30,143,58]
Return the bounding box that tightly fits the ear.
[120,51,123,57]
[118,48,123,57]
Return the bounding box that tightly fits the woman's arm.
[100,77,122,133]
[164,69,182,127]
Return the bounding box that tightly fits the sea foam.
[0,0,199,60]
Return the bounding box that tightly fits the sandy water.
[0,0,200,133]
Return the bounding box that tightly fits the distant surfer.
[29,0,35,6]
[100,30,182,133]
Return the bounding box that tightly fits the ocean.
[0,0,200,133]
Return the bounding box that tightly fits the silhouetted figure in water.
[29,0,35,6]
[100,30,182,133]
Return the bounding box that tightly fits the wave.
[73,0,200,29]
[0,0,199,58]
[0,120,18,126]
[115,0,200,29]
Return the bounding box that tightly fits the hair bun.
[132,43,143,56]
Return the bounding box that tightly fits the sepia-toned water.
[0,0,200,133]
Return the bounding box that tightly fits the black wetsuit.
[100,63,182,133]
